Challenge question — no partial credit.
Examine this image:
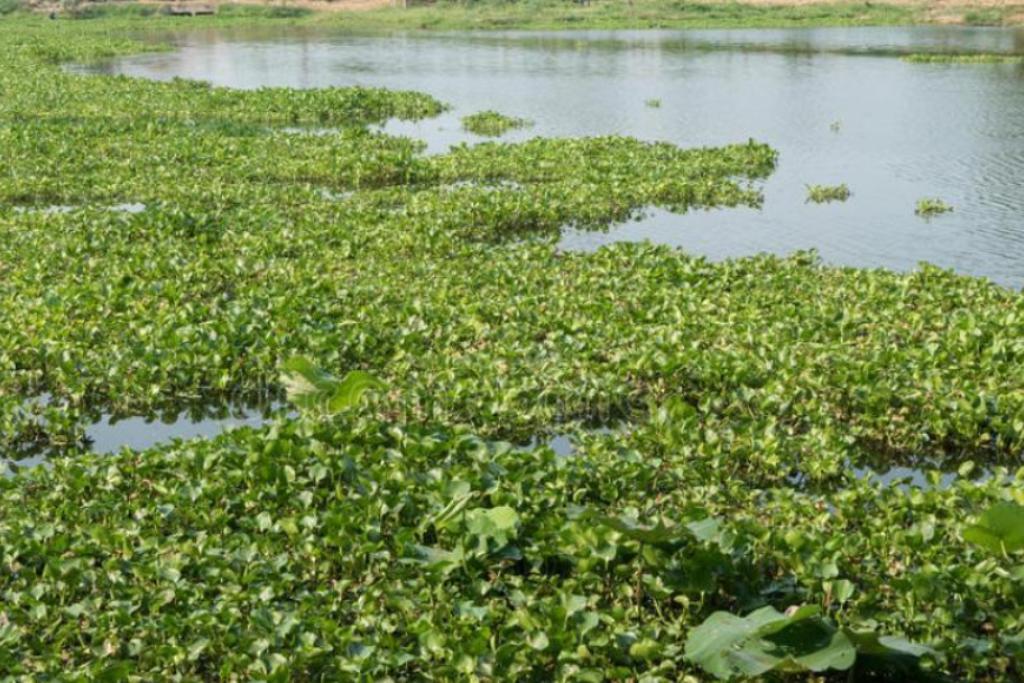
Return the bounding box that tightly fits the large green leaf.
[465,506,520,548]
[280,356,384,414]
[685,605,832,679]
[598,514,696,546]
[846,630,935,659]
[327,370,387,413]
[684,605,933,681]
[964,502,1024,555]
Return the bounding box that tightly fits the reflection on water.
[2,402,286,476]
[80,26,1024,288]
[854,463,990,491]
[13,202,147,215]
[85,402,286,454]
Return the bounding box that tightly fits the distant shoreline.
[19,0,1024,31]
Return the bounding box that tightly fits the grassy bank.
[0,12,1023,682]
[314,0,919,31]
[12,0,1024,31]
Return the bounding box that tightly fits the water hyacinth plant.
[461,109,533,136]
[916,197,954,216]
[0,12,1022,682]
[963,501,1024,556]
[806,183,851,203]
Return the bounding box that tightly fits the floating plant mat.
[0,16,1023,682]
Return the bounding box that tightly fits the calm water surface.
[85,25,1024,287]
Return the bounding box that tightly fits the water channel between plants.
[53,24,1024,477]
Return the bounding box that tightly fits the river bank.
[17,0,1024,30]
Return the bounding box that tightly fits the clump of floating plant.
[461,109,533,137]
[644,98,662,108]
[904,53,1024,64]
[806,183,850,203]
[915,197,954,217]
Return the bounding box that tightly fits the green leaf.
[406,543,464,570]
[327,370,386,412]
[95,662,132,683]
[279,355,336,406]
[599,514,695,546]
[465,506,520,550]
[767,620,856,673]
[686,517,723,544]
[845,630,935,659]
[686,604,934,681]
[187,638,210,661]
[629,638,663,660]
[428,491,474,531]
[527,631,549,651]
[964,502,1024,555]
[686,606,845,680]
[280,356,384,415]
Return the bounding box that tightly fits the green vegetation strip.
[904,53,1024,64]
[19,0,924,31]
[0,13,1022,682]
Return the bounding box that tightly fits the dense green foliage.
[461,110,533,137]
[0,13,1023,682]
[2,388,1022,679]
